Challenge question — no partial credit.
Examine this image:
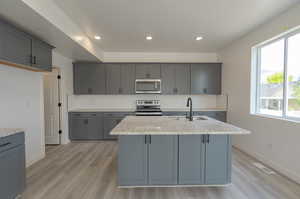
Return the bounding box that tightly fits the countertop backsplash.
[68,95,227,111]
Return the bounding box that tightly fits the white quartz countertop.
[69,108,226,112]
[111,116,250,135]
[0,128,24,138]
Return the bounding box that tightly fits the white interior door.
[44,68,60,144]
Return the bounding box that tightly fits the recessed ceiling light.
[196,36,203,41]
[146,36,153,40]
[94,35,101,40]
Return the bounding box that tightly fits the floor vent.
[253,162,276,175]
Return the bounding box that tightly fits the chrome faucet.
[186,97,193,121]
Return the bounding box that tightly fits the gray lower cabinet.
[178,135,205,184]
[118,135,148,186]
[135,64,161,79]
[179,134,231,185]
[148,135,178,185]
[205,135,231,184]
[106,64,135,94]
[73,63,106,94]
[118,135,178,186]
[103,117,122,140]
[161,64,190,94]
[69,112,132,140]
[69,113,103,140]
[0,133,25,199]
[191,63,222,94]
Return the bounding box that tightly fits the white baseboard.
[233,144,300,184]
[26,152,45,168]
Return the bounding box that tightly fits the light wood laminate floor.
[23,141,300,199]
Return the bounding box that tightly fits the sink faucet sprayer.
[186,97,193,121]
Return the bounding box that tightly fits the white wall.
[69,95,226,111]
[219,4,300,183]
[0,65,45,167]
[52,51,73,144]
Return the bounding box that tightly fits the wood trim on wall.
[0,60,44,72]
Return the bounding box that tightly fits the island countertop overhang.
[111,116,251,135]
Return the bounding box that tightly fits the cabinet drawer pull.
[0,142,11,148]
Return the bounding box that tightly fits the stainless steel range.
[135,100,162,116]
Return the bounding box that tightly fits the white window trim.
[251,27,300,122]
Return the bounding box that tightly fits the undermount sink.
[168,116,208,121]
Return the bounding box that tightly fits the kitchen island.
[111,116,250,187]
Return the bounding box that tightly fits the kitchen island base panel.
[118,135,232,186]
[118,184,232,188]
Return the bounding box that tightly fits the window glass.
[258,39,285,116]
[287,33,300,118]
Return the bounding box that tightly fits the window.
[253,29,300,120]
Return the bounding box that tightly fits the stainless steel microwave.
[135,79,161,94]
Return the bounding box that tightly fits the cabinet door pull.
[207,135,210,143]
[149,135,151,144]
[201,135,205,143]
[0,142,11,148]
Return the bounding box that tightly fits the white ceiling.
[53,0,299,52]
[0,0,100,62]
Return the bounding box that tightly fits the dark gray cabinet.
[119,135,178,186]
[0,18,53,71]
[0,20,31,66]
[191,63,222,94]
[148,135,178,185]
[0,133,25,199]
[161,64,190,94]
[31,39,52,71]
[118,135,148,186]
[205,135,231,184]
[73,63,106,94]
[179,134,231,185]
[135,64,161,79]
[69,112,132,140]
[179,135,205,184]
[69,113,103,140]
[106,64,135,94]
[103,116,122,140]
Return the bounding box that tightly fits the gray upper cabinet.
[179,135,205,184]
[148,135,178,185]
[135,64,161,79]
[0,18,53,71]
[31,38,53,71]
[106,64,135,94]
[191,63,222,94]
[73,63,106,94]
[161,64,190,94]
[118,135,148,186]
[106,64,121,94]
[0,20,31,66]
[205,135,230,184]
